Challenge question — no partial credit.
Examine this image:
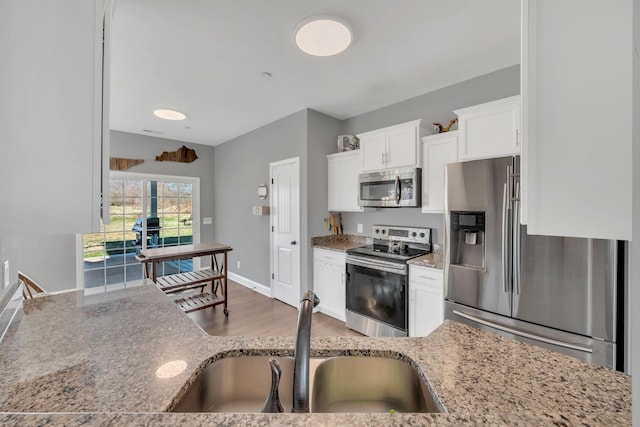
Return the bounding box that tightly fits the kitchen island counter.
[0,285,630,425]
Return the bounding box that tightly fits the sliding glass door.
[81,173,200,292]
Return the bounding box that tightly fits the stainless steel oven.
[345,255,409,337]
[345,225,431,337]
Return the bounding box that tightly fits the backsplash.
[341,209,444,244]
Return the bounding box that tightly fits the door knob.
[291,240,297,245]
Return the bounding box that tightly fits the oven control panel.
[372,225,431,244]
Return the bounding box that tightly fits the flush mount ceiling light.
[153,108,187,121]
[294,16,352,57]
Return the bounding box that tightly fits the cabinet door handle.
[381,152,385,164]
[418,275,437,281]
[516,129,520,147]
[341,272,345,284]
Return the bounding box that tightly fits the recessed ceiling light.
[153,109,187,121]
[295,16,352,57]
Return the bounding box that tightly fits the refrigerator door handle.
[506,165,513,210]
[452,310,593,354]
[501,183,510,293]
[513,182,521,295]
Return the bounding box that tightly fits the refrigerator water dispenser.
[450,211,485,269]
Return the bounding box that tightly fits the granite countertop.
[311,234,368,252]
[407,248,443,270]
[313,234,444,270]
[0,285,630,425]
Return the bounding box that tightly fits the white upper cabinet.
[454,96,521,162]
[358,120,427,172]
[421,132,459,213]
[521,0,631,240]
[327,151,363,212]
[0,0,110,237]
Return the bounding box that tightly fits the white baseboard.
[228,272,272,298]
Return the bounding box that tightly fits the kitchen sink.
[170,356,295,413]
[311,356,439,413]
[169,355,440,414]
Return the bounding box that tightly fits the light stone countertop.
[407,251,443,270]
[0,285,630,425]
[313,234,444,270]
[311,234,368,252]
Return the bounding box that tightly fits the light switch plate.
[357,223,363,233]
[203,217,213,225]
[3,261,9,289]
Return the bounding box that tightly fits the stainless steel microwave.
[358,168,421,207]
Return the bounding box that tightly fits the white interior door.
[270,157,300,307]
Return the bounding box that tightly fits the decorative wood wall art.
[155,145,198,163]
[110,157,144,171]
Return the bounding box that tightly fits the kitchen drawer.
[409,265,443,291]
[313,248,346,268]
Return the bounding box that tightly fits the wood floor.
[187,279,363,337]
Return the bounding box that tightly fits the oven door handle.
[346,256,407,276]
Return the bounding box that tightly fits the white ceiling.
[109,0,520,146]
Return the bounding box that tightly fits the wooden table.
[135,242,233,315]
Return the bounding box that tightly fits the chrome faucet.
[292,290,320,413]
[261,290,320,414]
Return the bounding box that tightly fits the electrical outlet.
[203,217,213,225]
[237,261,240,269]
[357,223,363,233]
[3,261,9,289]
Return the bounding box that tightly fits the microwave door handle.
[395,176,401,204]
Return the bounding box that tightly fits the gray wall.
[213,109,342,292]
[0,132,216,295]
[213,110,308,288]
[306,110,343,286]
[110,131,216,245]
[339,65,520,243]
[0,235,78,294]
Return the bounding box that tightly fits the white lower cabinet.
[409,265,444,337]
[313,248,346,321]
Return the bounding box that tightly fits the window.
[81,173,200,292]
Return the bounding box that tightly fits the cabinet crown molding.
[355,119,426,139]
[453,95,521,116]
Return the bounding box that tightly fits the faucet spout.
[291,290,320,413]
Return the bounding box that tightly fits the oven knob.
[419,232,425,238]
[412,232,417,237]
[381,229,386,235]
[374,228,380,234]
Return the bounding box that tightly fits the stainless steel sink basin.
[311,356,439,413]
[170,356,295,413]
[169,355,440,414]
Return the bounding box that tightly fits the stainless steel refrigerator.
[444,156,623,370]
